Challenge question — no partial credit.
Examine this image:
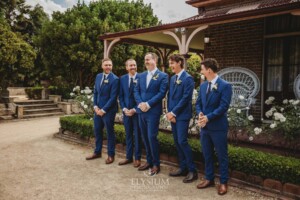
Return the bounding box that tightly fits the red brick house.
[99,0,300,118]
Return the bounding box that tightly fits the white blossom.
[83,105,88,109]
[80,101,85,106]
[280,108,284,112]
[248,115,254,121]
[270,123,277,129]
[289,99,294,104]
[265,96,275,105]
[265,110,273,118]
[292,100,300,105]
[70,92,75,96]
[84,89,92,94]
[254,127,262,135]
[283,99,288,104]
[249,136,254,141]
[238,95,245,100]
[200,74,206,80]
[273,112,286,122]
[237,109,241,114]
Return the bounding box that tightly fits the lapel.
[201,81,208,106]
[147,70,159,91]
[172,71,186,97]
[125,74,130,94]
[98,73,104,94]
[206,78,220,106]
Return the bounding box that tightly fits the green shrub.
[25,86,43,99]
[59,115,300,185]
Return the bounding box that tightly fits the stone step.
[24,108,62,115]
[14,100,54,105]
[22,112,65,118]
[21,104,58,109]
[10,95,29,101]
[0,115,14,120]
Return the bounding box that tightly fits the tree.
[36,0,160,88]
[0,21,36,90]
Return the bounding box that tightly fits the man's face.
[200,64,210,78]
[102,60,113,74]
[144,54,156,71]
[169,60,182,74]
[126,60,137,76]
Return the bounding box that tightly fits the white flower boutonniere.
[212,83,218,91]
[152,74,159,80]
[176,79,182,85]
[104,79,109,84]
[133,79,137,84]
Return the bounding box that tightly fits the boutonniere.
[104,79,109,84]
[133,79,137,84]
[212,83,218,91]
[152,74,159,80]
[176,79,182,85]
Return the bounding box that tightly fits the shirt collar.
[148,67,158,76]
[210,75,219,85]
[129,73,137,79]
[176,69,185,79]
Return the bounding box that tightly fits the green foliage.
[60,115,300,185]
[25,86,43,99]
[36,0,160,89]
[0,21,36,89]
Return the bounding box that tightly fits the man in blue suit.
[195,58,232,195]
[134,52,168,176]
[166,55,198,183]
[118,59,142,168]
[86,58,119,165]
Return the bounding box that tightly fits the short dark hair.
[125,58,136,66]
[168,54,184,68]
[102,58,112,64]
[145,52,158,63]
[201,58,219,72]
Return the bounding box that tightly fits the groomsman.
[134,52,168,176]
[166,55,198,183]
[195,58,232,195]
[118,59,142,168]
[86,58,119,164]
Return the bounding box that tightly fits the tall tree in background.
[36,0,160,88]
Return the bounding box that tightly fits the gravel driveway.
[0,116,274,200]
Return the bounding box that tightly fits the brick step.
[24,108,63,115]
[14,100,54,105]
[22,112,65,118]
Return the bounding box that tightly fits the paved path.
[0,116,274,200]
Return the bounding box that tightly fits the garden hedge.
[60,115,300,185]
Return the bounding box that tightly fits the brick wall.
[204,18,264,118]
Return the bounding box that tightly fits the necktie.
[206,82,211,99]
[175,75,178,84]
[129,77,134,92]
[101,75,107,88]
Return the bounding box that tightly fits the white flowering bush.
[227,95,255,144]
[262,97,300,146]
[70,86,94,118]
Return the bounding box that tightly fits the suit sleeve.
[147,73,169,107]
[195,85,203,115]
[171,76,194,116]
[102,78,119,112]
[206,83,232,121]
[119,79,125,110]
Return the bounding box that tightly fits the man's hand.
[166,112,176,124]
[198,112,208,127]
[138,102,149,112]
[98,109,105,117]
[125,109,136,117]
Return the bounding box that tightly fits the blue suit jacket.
[167,71,194,121]
[119,73,140,110]
[195,77,232,131]
[93,72,119,115]
[134,69,168,115]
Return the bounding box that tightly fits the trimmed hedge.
[60,115,300,185]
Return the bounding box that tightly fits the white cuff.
[146,102,151,109]
[171,112,176,117]
[94,106,99,110]
[101,109,106,113]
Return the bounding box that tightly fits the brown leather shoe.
[218,184,228,195]
[150,166,160,176]
[133,160,141,168]
[105,156,114,164]
[138,163,151,171]
[118,159,133,165]
[86,153,101,160]
[196,179,215,189]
